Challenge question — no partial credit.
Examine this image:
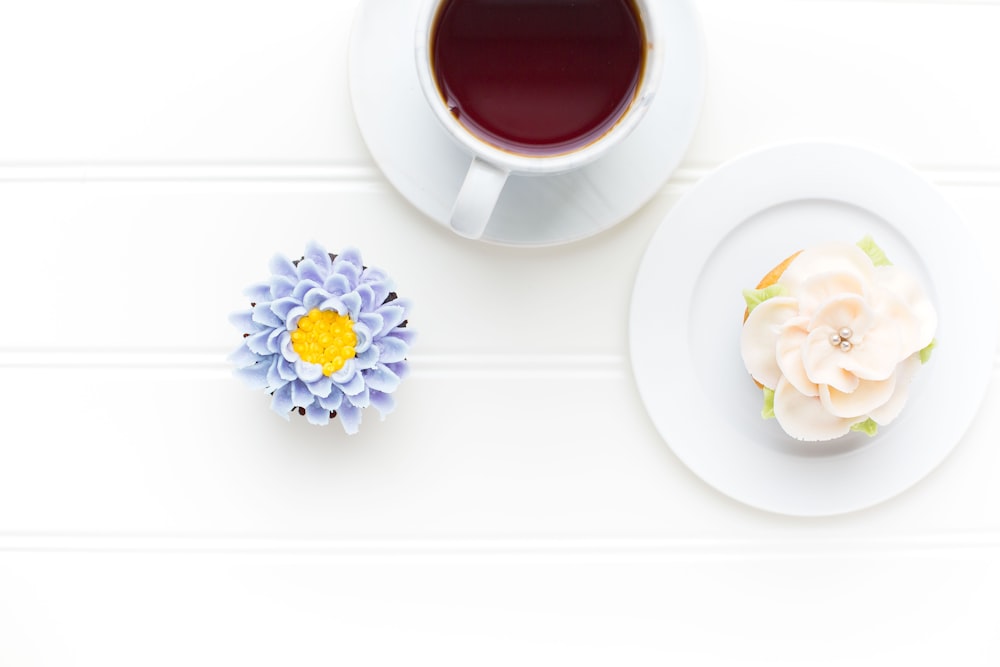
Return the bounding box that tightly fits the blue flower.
[229,242,413,434]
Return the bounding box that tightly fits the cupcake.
[229,242,413,434]
[740,236,937,441]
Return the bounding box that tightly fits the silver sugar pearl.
[840,340,853,352]
[830,334,842,346]
[839,327,854,340]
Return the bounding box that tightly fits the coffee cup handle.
[450,157,509,240]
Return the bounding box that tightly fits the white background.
[1,0,999,664]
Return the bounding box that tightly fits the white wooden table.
[2,0,999,664]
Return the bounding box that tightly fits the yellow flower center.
[290,308,357,376]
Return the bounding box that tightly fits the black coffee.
[430,0,646,156]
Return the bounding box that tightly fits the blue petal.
[296,258,325,285]
[245,330,273,355]
[233,362,270,389]
[304,241,333,276]
[270,382,294,419]
[279,331,297,362]
[337,401,362,435]
[285,307,307,332]
[345,385,370,408]
[305,401,331,426]
[302,286,331,311]
[227,344,263,367]
[229,310,258,332]
[295,359,324,384]
[354,344,379,370]
[361,268,394,306]
[369,390,396,417]
[292,279,322,302]
[266,356,285,388]
[277,356,298,381]
[372,283,393,308]
[252,305,283,328]
[335,369,366,396]
[341,291,362,320]
[353,322,372,354]
[243,282,272,303]
[355,284,377,313]
[358,312,384,338]
[319,297,347,316]
[377,303,407,331]
[333,260,361,288]
[323,273,351,296]
[387,328,416,346]
[376,335,409,363]
[364,364,400,393]
[306,375,333,398]
[330,358,356,383]
[385,360,410,380]
[318,389,343,411]
[337,247,364,272]
[269,253,298,279]
[266,327,284,354]
[361,266,389,285]
[290,379,315,408]
[270,296,302,321]
[270,275,297,299]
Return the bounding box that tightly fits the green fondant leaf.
[761,386,776,420]
[850,418,879,437]
[857,235,892,267]
[743,284,788,315]
[919,338,937,364]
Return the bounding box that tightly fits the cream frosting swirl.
[740,240,937,441]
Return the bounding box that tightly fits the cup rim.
[414,0,665,176]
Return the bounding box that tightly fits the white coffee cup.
[415,0,664,240]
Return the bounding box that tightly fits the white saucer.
[629,141,998,516]
[347,0,705,247]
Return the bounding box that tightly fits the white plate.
[629,141,997,516]
[347,0,705,247]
